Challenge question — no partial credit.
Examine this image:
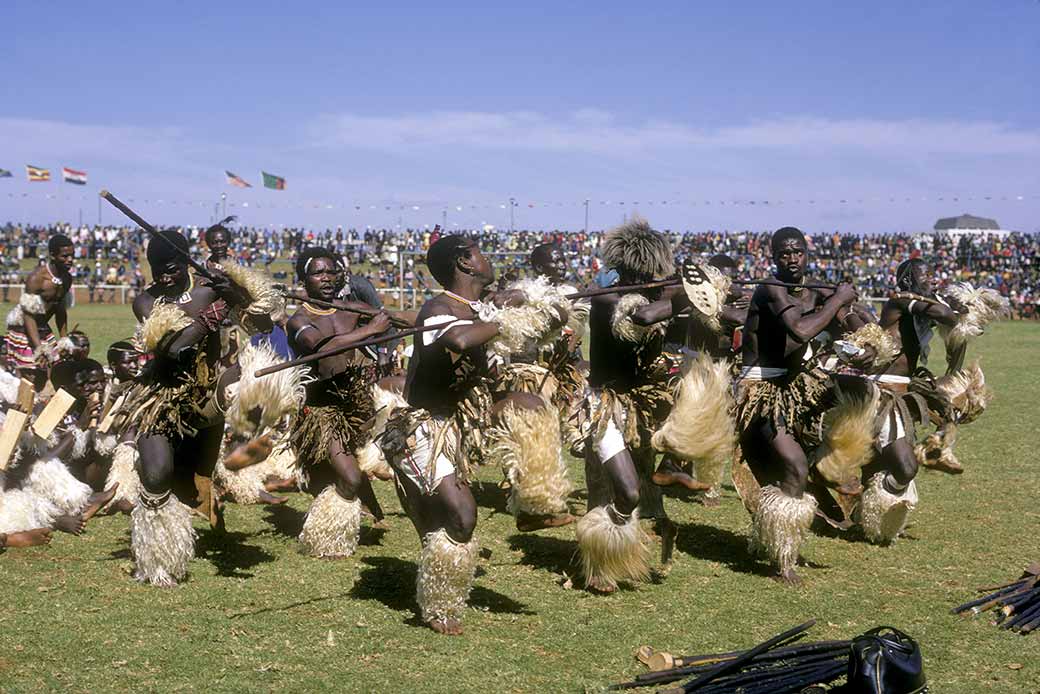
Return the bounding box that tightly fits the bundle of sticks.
[610,620,851,693]
[952,563,1040,635]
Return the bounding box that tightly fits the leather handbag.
[845,626,927,694]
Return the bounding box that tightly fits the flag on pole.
[0,169,12,178]
[261,171,286,190]
[62,167,87,185]
[26,165,50,182]
[225,170,252,188]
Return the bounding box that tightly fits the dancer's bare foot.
[586,576,618,594]
[258,490,288,505]
[224,435,274,470]
[651,469,712,491]
[5,528,52,547]
[923,456,963,474]
[771,568,803,586]
[697,494,722,508]
[428,618,463,635]
[515,511,575,532]
[54,514,86,535]
[82,485,118,521]
[263,476,297,493]
[109,498,133,515]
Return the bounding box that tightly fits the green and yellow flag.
[261,171,285,190]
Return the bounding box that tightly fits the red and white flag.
[62,167,87,185]
[225,170,252,188]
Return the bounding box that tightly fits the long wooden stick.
[253,321,450,377]
[565,277,834,300]
[100,190,216,281]
[282,292,413,328]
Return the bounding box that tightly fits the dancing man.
[286,247,393,558]
[737,226,858,584]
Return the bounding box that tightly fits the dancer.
[737,226,858,584]
[5,235,74,389]
[578,218,677,593]
[286,247,393,558]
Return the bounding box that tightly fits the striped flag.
[0,169,12,178]
[261,171,286,190]
[26,165,51,182]
[62,167,87,185]
[225,170,252,188]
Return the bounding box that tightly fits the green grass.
[2,311,1039,693]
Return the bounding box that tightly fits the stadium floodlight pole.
[584,198,590,234]
[99,190,216,281]
[509,196,515,233]
[221,192,227,218]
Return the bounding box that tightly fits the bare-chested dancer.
[850,258,961,542]
[286,247,394,557]
[122,229,262,585]
[737,227,857,584]
[5,235,74,390]
[381,235,547,634]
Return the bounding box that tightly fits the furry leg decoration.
[103,442,142,511]
[26,459,92,516]
[916,423,962,474]
[130,490,196,587]
[298,486,362,558]
[813,386,879,491]
[489,404,573,518]
[651,353,735,475]
[0,488,59,533]
[575,505,651,592]
[856,472,918,545]
[416,529,480,627]
[357,383,407,480]
[749,486,817,578]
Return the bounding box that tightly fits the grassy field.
[1,309,1038,693]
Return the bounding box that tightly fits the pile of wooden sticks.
[952,563,1040,635]
[610,620,852,693]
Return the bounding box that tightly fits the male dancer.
[381,235,549,634]
[122,228,260,585]
[286,247,393,558]
[578,218,676,593]
[643,254,749,496]
[737,226,857,584]
[5,235,74,388]
[850,258,960,542]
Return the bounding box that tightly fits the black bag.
[846,626,927,694]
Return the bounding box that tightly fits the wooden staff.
[281,292,413,328]
[253,319,460,377]
[100,190,217,281]
[565,276,835,301]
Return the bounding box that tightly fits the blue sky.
[2,1,1038,233]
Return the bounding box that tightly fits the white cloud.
[309,110,1040,156]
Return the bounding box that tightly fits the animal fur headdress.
[600,217,674,281]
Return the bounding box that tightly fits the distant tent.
[933,213,999,231]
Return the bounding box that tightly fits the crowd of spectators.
[1,221,1036,318]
